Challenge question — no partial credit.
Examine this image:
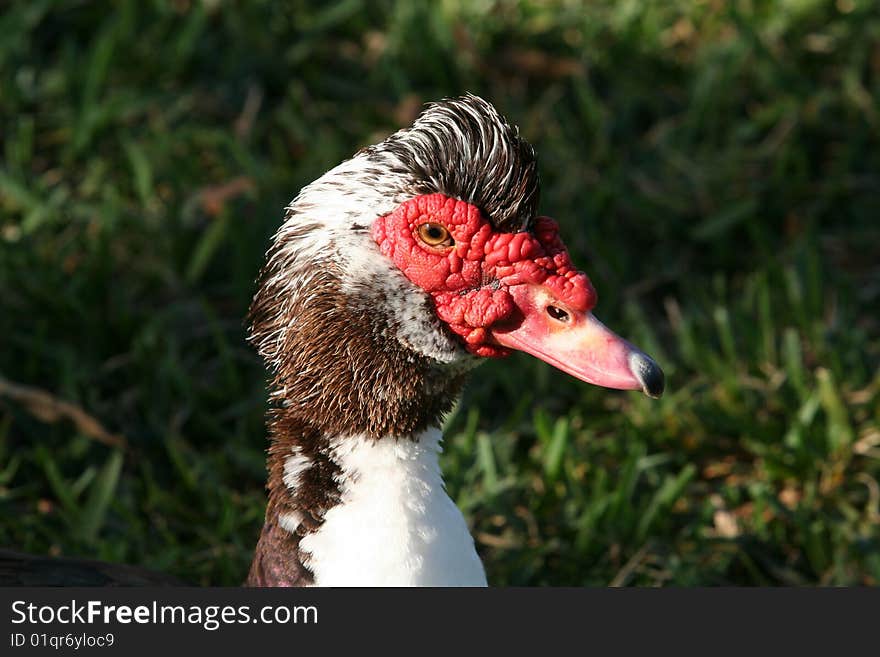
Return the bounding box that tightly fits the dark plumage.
[371,94,540,232]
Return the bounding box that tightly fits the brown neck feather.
[245,266,467,586]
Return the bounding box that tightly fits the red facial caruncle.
[371,193,664,397]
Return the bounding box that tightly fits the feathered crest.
[371,94,540,232]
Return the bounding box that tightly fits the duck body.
[245,95,663,587]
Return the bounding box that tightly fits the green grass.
[1,0,879,585]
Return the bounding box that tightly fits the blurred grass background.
[1,0,879,585]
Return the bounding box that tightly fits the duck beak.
[488,283,665,398]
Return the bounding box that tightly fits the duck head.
[250,94,663,421]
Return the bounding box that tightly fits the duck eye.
[417,223,454,247]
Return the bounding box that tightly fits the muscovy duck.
[245,95,664,587]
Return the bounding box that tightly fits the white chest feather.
[294,429,487,587]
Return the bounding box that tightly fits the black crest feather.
[372,94,540,232]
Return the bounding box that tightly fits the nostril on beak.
[628,351,665,398]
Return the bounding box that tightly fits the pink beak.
[488,284,665,398]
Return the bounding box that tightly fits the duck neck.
[248,421,487,587]
[245,268,482,585]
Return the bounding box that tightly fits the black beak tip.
[629,352,665,399]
